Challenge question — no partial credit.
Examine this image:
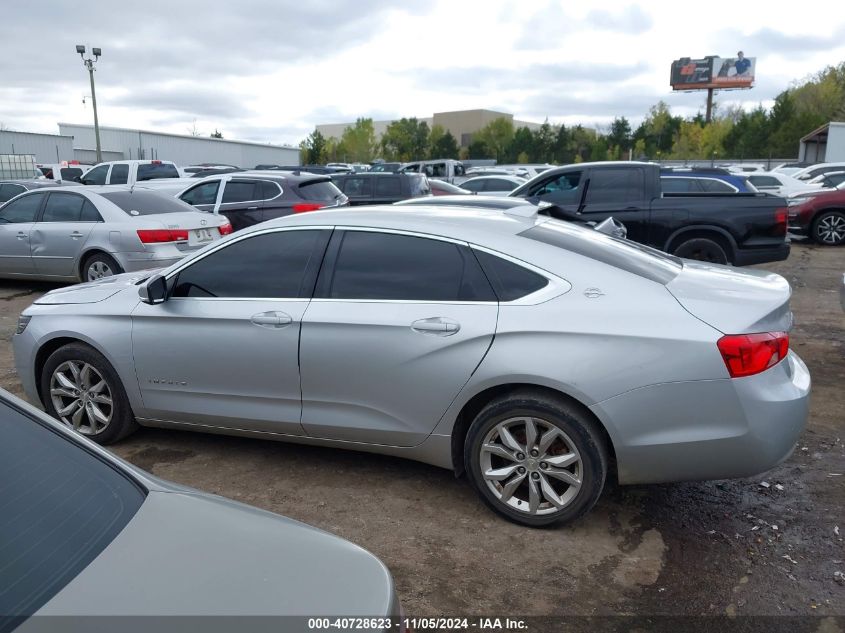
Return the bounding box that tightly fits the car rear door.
[217,178,263,231]
[0,192,45,275]
[31,192,100,277]
[299,228,498,446]
[131,227,331,434]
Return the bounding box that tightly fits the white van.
[399,159,467,184]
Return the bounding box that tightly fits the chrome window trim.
[218,178,284,206]
[468,243,571,305]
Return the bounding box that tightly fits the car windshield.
[100,190,196,215]
[0,400,145,620]
[136,163,180,181]
[520,218,683,285]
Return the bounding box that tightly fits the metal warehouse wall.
[827,124,845,162]
[58,123,300,167]
[0,130,75,164]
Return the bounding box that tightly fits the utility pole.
[76,45,103,163]
[705,88,714,124]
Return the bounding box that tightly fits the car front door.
[0,192,45,275]
[31,192,100,277]
[299,229,498,447]
[217,179,262,231]
[131,228,331,434]
[579,167,650,243]
[521,169,584,215]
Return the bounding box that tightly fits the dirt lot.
[1,242,842,620]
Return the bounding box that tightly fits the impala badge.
[584,288,605,299]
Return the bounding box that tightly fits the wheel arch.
[663,225,737,261]
[449,382,617,482]
[77,248,119,281]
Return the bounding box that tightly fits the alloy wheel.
[50,360,113,435]
[816,214,845,245]
[87,260,114,281]
[479,416,582,516]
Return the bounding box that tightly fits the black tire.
[672,237,729,264]
[811,210,845,245]
[81,252,123,282]
[40,343,138,445]
[464,391,608,527]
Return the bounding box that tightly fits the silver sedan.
[13,204,810,526]
[0,185,231,282]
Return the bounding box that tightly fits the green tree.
[606,117,632,153]
[473,118,514,161]
[509,126,535,163]
[553,125,573,164]
[569,126,595,162]
[468,138,492,159]
[428,125,459,159]
[339,118,377,163]
[301,129,327,164]
[532,120,556,162]
[210,129,223,139]
[381,118,430,161]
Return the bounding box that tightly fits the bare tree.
[187,119,202,137]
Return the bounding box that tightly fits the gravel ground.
[0,242,842,620]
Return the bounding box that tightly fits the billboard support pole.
[705,88,714,123]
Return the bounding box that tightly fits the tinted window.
[374,177,402,197]
[584,168,644,204]
[60,168,83,182]
[521,220,682,285]
[181,181,219,206]
[173,230,325,298]
[473,250,549,301]
[0,400,144,621]
[298,179,343,202]
[221,181,257,204]
[486,178,518,192]
[81,199,102,222]
[661,177,699,193]
[82,164,108,185]
[698,178,735,193]
[42,193,85,222]
[109,164,129,184]
[748,176,780,188]
[529,171,583,204]
[136,163,179,181]
[0,193,43,223]
[0,184,26,203]
[259,180,282,200]
[100,191,194,215]
[462,179,485,193]
[326,231,494,301]
[341,177,372,197]
[826,173,845,186]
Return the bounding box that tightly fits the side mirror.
[138,274,168,305]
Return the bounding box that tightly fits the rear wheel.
[465,392,608,527]
[82,252,122,282]
[811,210,845,245]
[672,237,729,264]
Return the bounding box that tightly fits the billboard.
[670,53,755,90]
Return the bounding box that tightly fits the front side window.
[109,164,129,185]
[41,193,85,222]
[180,181,220,206]
[60,168,84,182]
[0,193,44,223]
[530,171,583,204]
[82,165,108,185]
[172,230,326,299]
[325,231,494,302]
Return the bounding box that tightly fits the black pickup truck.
[509,161,789,265]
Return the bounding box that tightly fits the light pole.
[76,45,103,163]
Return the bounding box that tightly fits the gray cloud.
[585,5,653,34]
[110,84,248,119]
[714,25,845,57]
[516,4,652,50]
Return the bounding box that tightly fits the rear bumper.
[113,251,188,274]
[732,242,790,266]
[591,351,810,485]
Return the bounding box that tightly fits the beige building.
[316,109,542,147]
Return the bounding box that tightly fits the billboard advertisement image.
[670,52,755,90]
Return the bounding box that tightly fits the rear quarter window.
[298,179,343,202]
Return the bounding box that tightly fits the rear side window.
[521,220,682,285]
[100,191,194,215]
[41,193,85,222]
[0,401,144,621]
[221,180,257,203]
[473,250,548,301]
[698,178,736,193]
[340,177,372,197]
[486,178,518,192]
[172,230,327,299]
[324,231,494,301]
[584,168,645,204]
[661,177,699,193]
[298,179,343,202]
[375,177,401,197]
[137,163,179,181]
[109,164,129,185]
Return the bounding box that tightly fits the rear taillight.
[293,203,323,213]
[218,222,233,236]
[137,229,189,243]
[717,331,789,378]
[773,207,787,236]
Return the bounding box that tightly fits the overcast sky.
[2,0,843,147]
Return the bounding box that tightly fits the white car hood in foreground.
[34,271,159,305]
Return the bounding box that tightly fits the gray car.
[0,185,231,283]
[0,389,399,626]
[13,204,811,526]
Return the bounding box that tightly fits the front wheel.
[812,210,845,245]
[672,237,729,264]
[40,343,137,444]
[465,392,608,527]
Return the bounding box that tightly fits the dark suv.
[331,173,431,205]
[177,171,348,232]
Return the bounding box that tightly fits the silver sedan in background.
[0,185,231,283]
[13,205,810,527]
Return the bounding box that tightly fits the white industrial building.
[0,130,76,164]
[799,121,845,163]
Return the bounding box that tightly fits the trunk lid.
[666,261,792,334]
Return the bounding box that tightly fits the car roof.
[0,179,60,189]
[262,204,542,242]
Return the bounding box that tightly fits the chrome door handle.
[411,317,461,336]
[70,232,84,238]
[250,311,293,328]
[247,206,258,210]
[16,232,27,240]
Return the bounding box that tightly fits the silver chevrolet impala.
[13,205,810,526]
